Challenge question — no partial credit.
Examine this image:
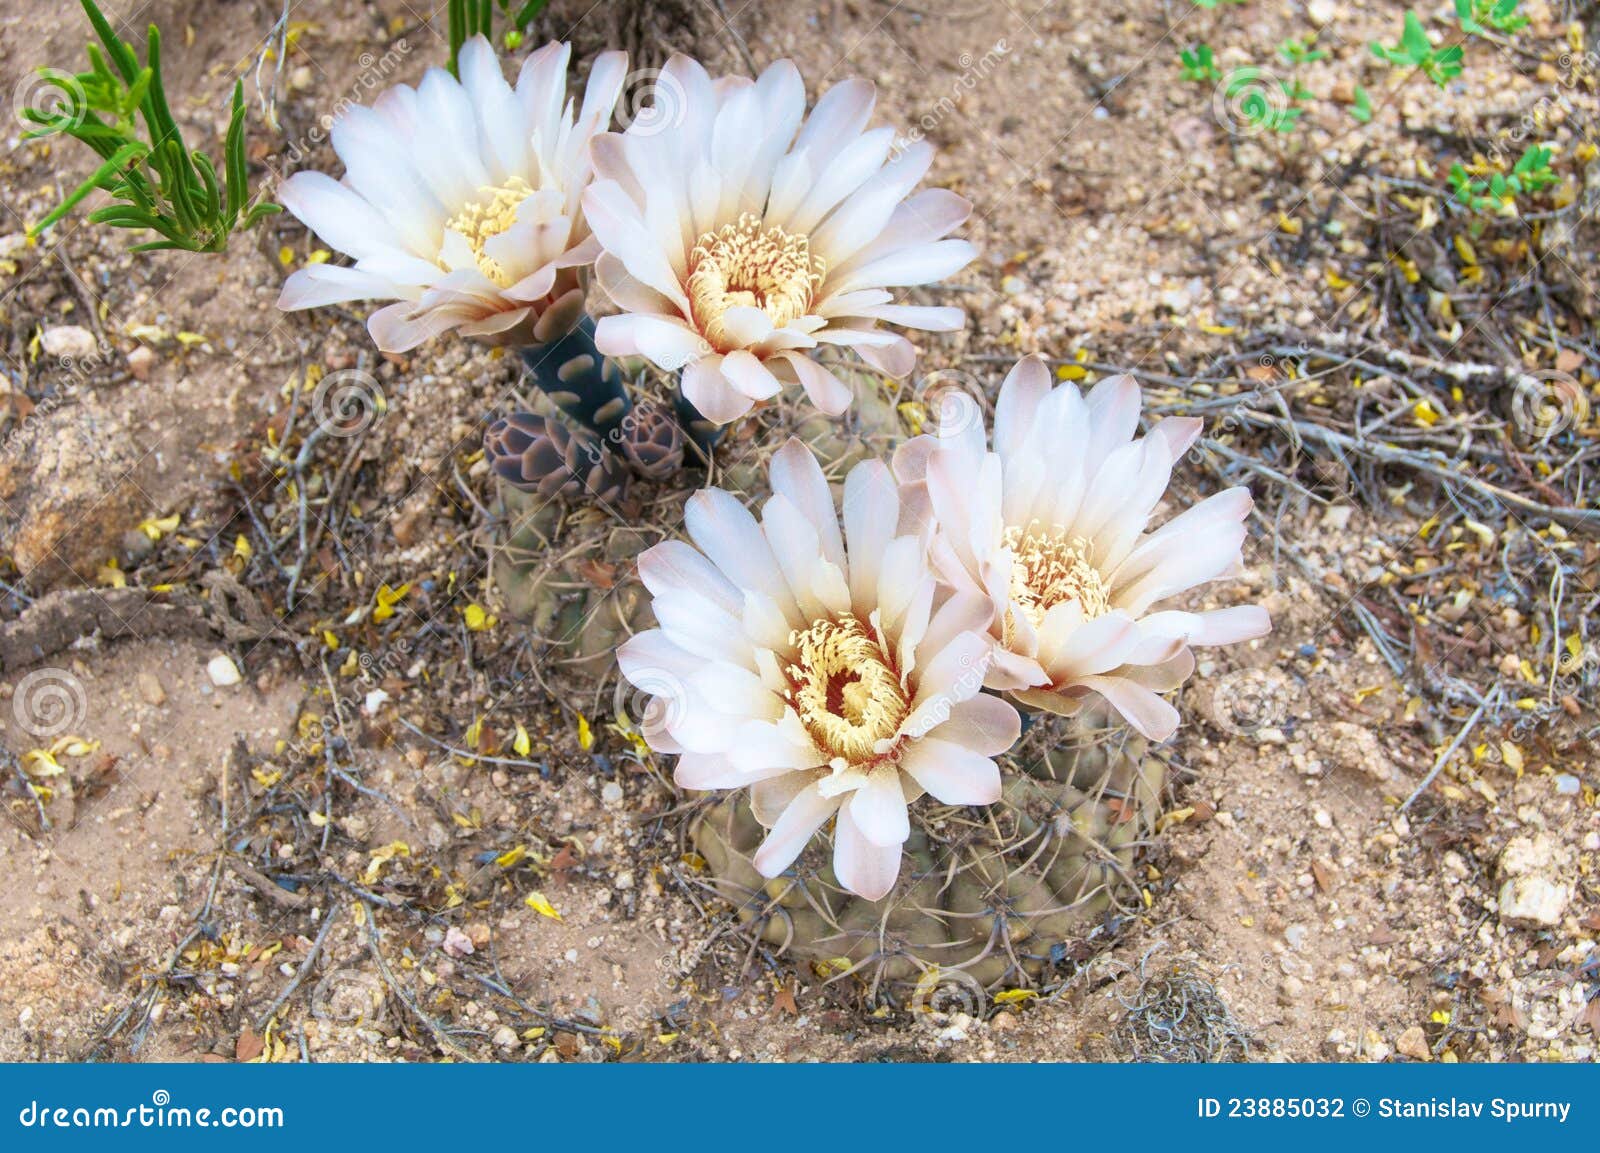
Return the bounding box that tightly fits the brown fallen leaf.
[549,844,579,874]
[575,557,617,589]
[1312,859,1335,895]
[236,1025,264,1063]
[773,981,798,1017]
[1579,998,1600,1037]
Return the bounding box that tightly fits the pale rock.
[39,325,97,361]
[206,655,242,687]
[1396,1025,1431,1061]
[126,346,155,381]
[1498,875,1569,929]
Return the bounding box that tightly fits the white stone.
[1498,875,1569,929]
[206,655,242,687]
[40,325,98,361]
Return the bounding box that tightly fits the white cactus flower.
[276,37,626,352]
[619,440,1019,900]
[895,356,1271,740]
[583,56,975,425]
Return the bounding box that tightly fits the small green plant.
[1179,44,1221,83]
[1371,11,1464,88]
[1349,85,1373,123]
[1277,35,1327,66]
[1225,67,1305,134]
[448,0,552,71]
[1448,145,1559,214]
[1195,0,1249,8]
[1455,0,1528,37]
[20,0,279,252]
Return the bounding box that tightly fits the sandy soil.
[0,0,1595,1062]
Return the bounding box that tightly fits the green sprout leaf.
[1456,0,1528,37]
[1179,44,1221,84]
[22,0,279,252]
[1350,85,1373,123]
[1277,35,1327,66]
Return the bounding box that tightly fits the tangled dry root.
[690,708,1167,992]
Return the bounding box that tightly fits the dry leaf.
[236,1026,264,1062]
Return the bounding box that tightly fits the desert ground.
[0,0,1596,1062]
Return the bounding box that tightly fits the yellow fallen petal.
[525,891,563,921]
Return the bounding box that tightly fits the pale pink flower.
[276,38,626,352]
[619,440,1018,900]
[584,56,975,425]
[895,356,1271,740]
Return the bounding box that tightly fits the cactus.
[483,411,629,503]
[688,706,1165,993]
[617,402,686,481]
[489,482,653,668]
[520,316,633,436]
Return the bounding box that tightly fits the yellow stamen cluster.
[445,177,535,288]
[1003,521,1109,631]
[785,613,907,765]
[686,214,823,351]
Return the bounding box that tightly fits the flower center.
[686,214,823,351]
[785,613,908,766]
[445,177,534,288]
[1003,521,1110,631]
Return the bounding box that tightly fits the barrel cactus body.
[490,482,652,667]
[690,709,1164,991]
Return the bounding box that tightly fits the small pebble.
[206,655,242,687]
[39,325,97,360]
[126,345,155,381]
[136,671,166,706]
